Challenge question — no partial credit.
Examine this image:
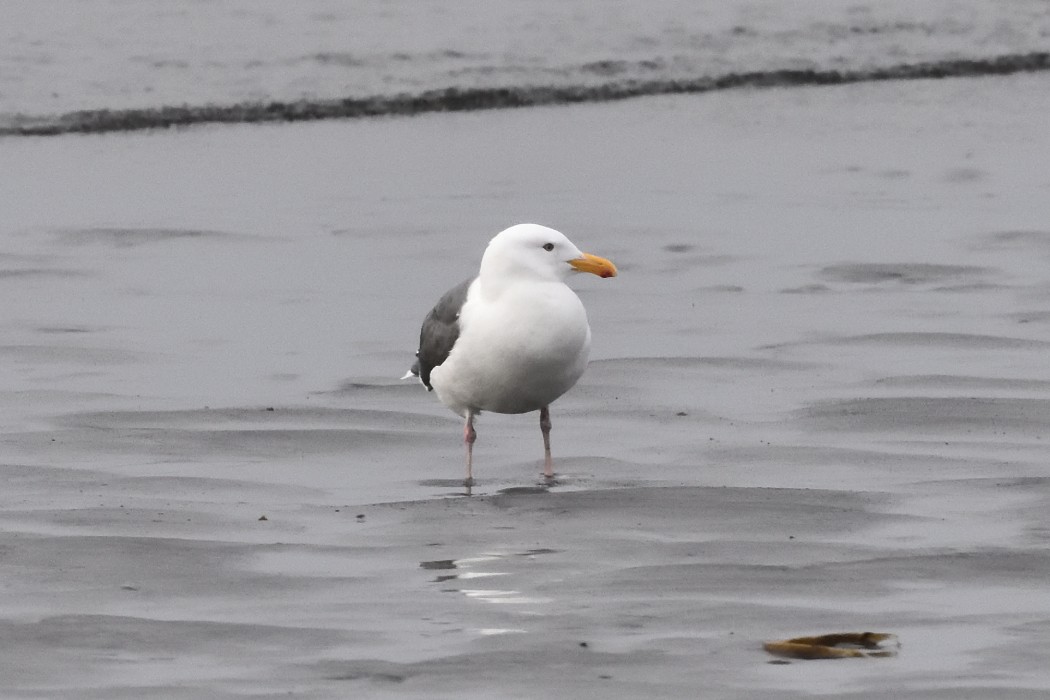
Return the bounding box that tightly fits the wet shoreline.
[4,51,1049,137]
[2,72,1050,696]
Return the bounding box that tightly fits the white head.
[479,223,617,286]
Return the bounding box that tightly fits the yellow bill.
[568,253,618,278]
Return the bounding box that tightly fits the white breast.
[430,280,591,416]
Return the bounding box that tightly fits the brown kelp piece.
[763,632,899,660]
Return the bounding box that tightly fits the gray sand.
[2,74,1050,697]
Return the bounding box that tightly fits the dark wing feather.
[415,277,473,391]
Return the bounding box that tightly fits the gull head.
[480,223,617,284]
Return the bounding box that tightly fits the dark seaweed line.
[4,51,1049,137]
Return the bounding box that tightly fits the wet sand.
[2,73,1050,697]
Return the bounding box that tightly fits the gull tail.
[400,359,421,382]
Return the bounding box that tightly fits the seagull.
[403,223,617,485]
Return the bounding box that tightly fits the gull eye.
[542,243,554,252]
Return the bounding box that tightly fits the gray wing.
[410,277,473,391]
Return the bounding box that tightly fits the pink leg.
[463,411,477,486]
[539,406,554,479]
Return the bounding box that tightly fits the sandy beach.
[2,71,1050,697]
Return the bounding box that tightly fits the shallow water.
[1,18,1050,698]
[3,1,1050,132]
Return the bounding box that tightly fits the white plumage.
[405,223,617,485]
